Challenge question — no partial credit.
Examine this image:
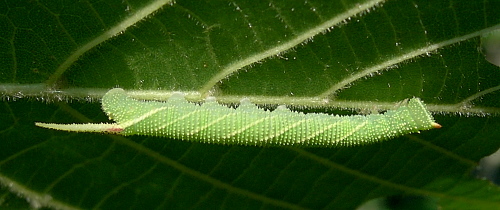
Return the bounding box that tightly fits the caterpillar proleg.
[36,88,440,147]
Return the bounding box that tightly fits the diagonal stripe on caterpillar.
[35,88,441,147]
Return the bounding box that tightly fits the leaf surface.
[1,0,500,209]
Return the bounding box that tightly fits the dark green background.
[1,0,500,209]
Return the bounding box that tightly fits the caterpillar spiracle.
[36,88,441,147]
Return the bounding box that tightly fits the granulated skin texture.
[98,88,440,147]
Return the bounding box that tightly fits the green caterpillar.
[36,88,440,147]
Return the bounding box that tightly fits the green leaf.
[1,0,500,209]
